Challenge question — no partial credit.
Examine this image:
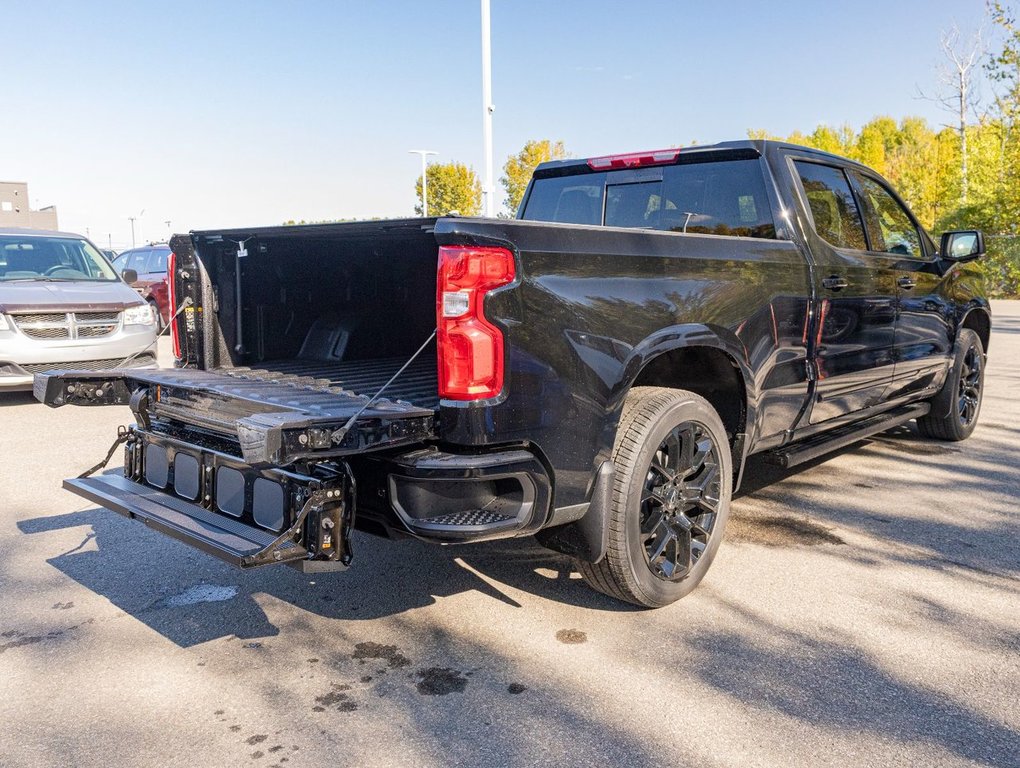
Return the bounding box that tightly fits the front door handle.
[897,276,917,290]
[821,275,849,291]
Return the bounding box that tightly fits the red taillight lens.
[437,245,515,400]
[167,250,181,360]
[587,148,681,170]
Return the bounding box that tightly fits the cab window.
[793,161,867,251]
[852,173,924,258]
[523,157,777,239]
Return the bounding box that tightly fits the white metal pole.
[421,154,429,217]
[481,0,495,217]
[409,150,438,216]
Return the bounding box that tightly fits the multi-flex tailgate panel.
[35,367,435,465]
[65,474,284,567]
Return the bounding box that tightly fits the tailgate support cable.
[329,329,437,446]
[78,425,133,479]
[114,296,194,369]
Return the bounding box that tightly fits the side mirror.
[122,268,138,283]
[940,230,985,262]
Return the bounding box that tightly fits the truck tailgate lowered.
[35,366,435,466]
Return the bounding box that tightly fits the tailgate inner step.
[65,474,303,567]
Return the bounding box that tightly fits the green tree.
[986,2,1020,233]
[500,139,567,215]
[416,162,482,217]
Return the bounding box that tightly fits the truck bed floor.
[243,356,439,410]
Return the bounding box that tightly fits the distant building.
[0,181,58,230]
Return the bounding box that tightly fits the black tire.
[917,328,985,441]
[577,387,732,608]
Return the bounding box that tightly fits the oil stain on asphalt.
[351,642,411,669]
[555,628,587,644]
[727,514,845,546]
[415,667,469,695]
[313,683,357,712]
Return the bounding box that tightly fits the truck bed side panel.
[434,219,812,508]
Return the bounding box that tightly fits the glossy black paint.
[67,140,989,547]
[434,215,811,507]
[432,140,989,510]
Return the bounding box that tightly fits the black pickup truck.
[36,140,990,608]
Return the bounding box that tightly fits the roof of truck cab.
[533,139,875,176]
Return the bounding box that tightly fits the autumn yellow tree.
[415,162,482,217]
[500,139,568,215]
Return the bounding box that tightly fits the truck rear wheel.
[577,387,732,608]
[916,328,985,441]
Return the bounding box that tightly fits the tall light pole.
[165,220,172,239]
[409,150,438,216]
[128,208,145,247]
[481,0,495,217]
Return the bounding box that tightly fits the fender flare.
[613,322,755,437]
[540,325,754,563]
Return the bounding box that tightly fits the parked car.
[37,140,989,607]
[112,244,171,328]
[0,228,158,391]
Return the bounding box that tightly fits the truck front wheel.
[577,387,732,608]
[916,328,985,441]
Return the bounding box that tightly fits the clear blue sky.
[0,0,988,247]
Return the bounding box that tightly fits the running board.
[763,404,930,469]
[64,474,310,568]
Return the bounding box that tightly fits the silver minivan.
[0,228,159,391]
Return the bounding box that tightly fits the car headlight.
[124,304,155,326]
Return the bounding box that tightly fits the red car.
[112,244,171,328]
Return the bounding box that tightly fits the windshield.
[0,235,119,282]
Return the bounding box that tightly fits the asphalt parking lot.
[1,304,1018,768]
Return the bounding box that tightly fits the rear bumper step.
[764,403,930,469]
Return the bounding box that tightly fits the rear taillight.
[167,250,181,360]
[437,245,515,400]
[587,148,681,170]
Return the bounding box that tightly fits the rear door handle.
[897,276,917,290]
[821,275,849,291]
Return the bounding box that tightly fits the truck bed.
[248,355,438,410]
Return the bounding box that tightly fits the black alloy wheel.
[958,342,982,427]
[917,327,985,441]
[639,422,721,581]
[576,387,732,608]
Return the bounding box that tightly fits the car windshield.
[0,235,119,282]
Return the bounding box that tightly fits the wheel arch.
[540,326,753,565]
[960,305,991,352]
[615,325,754,458]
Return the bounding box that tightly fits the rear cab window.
[521,156,777,239]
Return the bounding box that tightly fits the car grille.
[18,354,156,374]
[11,311,122,340]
